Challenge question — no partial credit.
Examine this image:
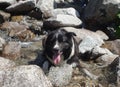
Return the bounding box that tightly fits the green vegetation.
[115,12,120,38]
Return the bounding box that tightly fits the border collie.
[42,29,98,79]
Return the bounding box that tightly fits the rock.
[51,7,80,17]
[117,57,120,86]
[2,42,21,60]
[54,0,87,13]
[79,36,104,54]
[62,27,108,41]
[0,65,53,87]
[90,46,118,60]
[0,22,35,41]
[84,0,120,26]
[16,29,35,41]
[28,9,42,19]
[0,10,11,24]
[48,63,73,87]
[19,16,43,33]
[0,37,5,51]
[6,0,36,13]
[97,54,119,66]
[0,21,28,31]
[44,14,82,28]
[92,46,113,56]
[36,0,54,18]
[96,30,109,40]
[0,57,15,69]
[11,15,24,22]
[0,0,16,9]
[0,0,16,5]
[102,39,120,56]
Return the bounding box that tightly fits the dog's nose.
[53,48,59,53]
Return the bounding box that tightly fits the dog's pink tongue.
[53,54,61,64]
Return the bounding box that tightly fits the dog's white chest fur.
[68,38,75,59]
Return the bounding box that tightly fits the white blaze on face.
[53,41,59,49]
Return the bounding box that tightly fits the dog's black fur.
[42,29,80,67]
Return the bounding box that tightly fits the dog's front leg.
[42,61,50,73]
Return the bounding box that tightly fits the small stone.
[11,15,24,22]
[48,63,73,87]
[0,10,11,24]
[2,42,21,60]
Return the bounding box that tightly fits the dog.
[42,29,98,79]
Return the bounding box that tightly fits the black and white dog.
[42,29,79,66]
[42,29,98,79]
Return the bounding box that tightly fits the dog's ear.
[66,32,76,38]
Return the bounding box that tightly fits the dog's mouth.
[53,52,62,65]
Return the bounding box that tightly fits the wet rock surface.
[0,0,120,87]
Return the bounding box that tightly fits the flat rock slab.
[44,14,82,28]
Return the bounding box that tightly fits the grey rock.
[103,39,120,56]
[44,14,82,28]
[92,46,113,56]
[0,21,35,41]
[0,37,5,50]
[96,30,109,40]
[62,27,108,41]
[48,63,73,87]
[0,65,53,87]
[2,42,21,60]
[28,10,42,19]
[0,0,16,4]
[0,10,11,24]
[51,7,80,17]
[36,0,54,18]
[117,57,120,86]
[6,0,35,13]
[0,57,15,69]
[98,54,118,66]
[0,0,16,8]
[79,36,104,53]
[84,0,120,25]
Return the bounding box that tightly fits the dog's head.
[43,29,76,66]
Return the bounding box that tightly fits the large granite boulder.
[84,0,120,25]
[0,65,53,87]
[51,7,80,17]
[0,0,16,9]
[6,0,36,13]
[44,14,82,28]
[36,0,54,18]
